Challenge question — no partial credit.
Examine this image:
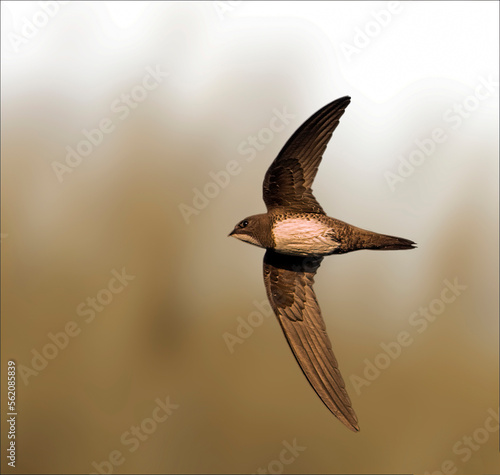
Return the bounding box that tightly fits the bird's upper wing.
[262,96,351,214]
[263,249,359,431]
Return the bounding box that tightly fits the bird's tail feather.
[354,228,416,251]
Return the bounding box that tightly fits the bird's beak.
[228,229,235,237]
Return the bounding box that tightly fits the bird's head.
[228,214,267,248]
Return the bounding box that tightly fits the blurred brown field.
[1,1,498,474]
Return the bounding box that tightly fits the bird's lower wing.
[263,249,359,431]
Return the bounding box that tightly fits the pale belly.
[272,218,340,256]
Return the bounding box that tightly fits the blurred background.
[1,1,498,474]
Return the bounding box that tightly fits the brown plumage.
[229,96,415,431]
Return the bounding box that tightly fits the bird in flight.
[229,96,415,432]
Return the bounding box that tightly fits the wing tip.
[335,410,360,432]
[346,421,360,432]
[319,96,351,120]
[331,95,351,108]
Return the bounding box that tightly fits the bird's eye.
[240,220,248,228]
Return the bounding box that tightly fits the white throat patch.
[234,233,262,248]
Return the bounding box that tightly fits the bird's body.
[229,96,415,432]
[235,211,415,257]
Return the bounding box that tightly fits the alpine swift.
[229,96,416,432]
